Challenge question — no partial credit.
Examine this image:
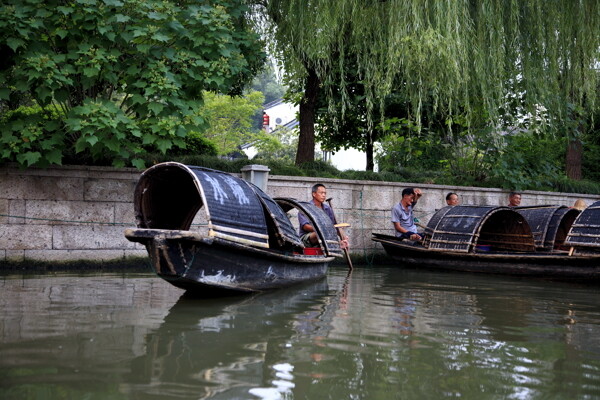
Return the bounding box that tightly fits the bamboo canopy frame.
[516,205,580,251]
[565,200,600,252]
[424,205,536,253]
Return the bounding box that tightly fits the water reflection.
[125,278,333,399]
[1,268,600,399]
[356,269,600,399]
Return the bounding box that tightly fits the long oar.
[326,198,353,270]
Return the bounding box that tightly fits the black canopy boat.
[372,204,600,281]
[124,162,343,294]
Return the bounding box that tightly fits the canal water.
[1,265,599,399]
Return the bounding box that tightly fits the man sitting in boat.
[299,183,349,249]
[392,187,423,241]
[508,192,522,207]
[446,192,459,206]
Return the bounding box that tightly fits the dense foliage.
[252,126,299,163]
[0,0,265,168]
[201,90,265,155]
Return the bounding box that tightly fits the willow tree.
[257,0,600,168]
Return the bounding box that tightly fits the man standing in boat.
[299,183,349,249]
[392,187,423,241]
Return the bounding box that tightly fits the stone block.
[330,208,353,225]
[24,249,141,262]
[114,203,137,226]
[340,228,376,252]
[84,166,140,181]
[0,199,7,224]
[124,249,149,259]
[26,200,115,225]
[267,184,309,200]
[418,189,446,211]
[343,209,389,232]
[8,199,25,224]
[471,194,503,206]
[125,240,147,251]
[357,186,400,211]
[52,225,137,250]
[6,250,25,262]
[324,188,353,210]
[0,175,83,201]
[269,182,354,210]
[84,178,136,202]
[0,225,53,250]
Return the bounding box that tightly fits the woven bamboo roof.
[516,205,580,251]
[565,200,600,250]
[425,205,535,253]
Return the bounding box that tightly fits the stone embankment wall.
[1,164,599,264]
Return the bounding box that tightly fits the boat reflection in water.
[123,277,337,399]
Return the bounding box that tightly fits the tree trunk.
[566,138,582,180]
[295,67,319,166]
[366,129,374,171]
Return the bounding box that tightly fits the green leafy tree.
[314,57,378,171]
[0,0,265,168]
[251,62,286,105]
[201,90,265,155]
[253,125,298,163]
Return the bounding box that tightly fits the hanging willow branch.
[257,0,600,128]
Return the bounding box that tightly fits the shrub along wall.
[1,164,599,265]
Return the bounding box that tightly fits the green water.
[1,266,599,399]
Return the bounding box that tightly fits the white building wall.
[264,101,297,132]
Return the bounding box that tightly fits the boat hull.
[373,234,600,281]
[130,230,332,295]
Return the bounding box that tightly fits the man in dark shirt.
[298,183,348,249]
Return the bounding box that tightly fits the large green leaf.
[17,151,42,166]
[7,38,25,51]
[44,149,63,165]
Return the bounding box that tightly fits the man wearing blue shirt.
[392,187,423,241]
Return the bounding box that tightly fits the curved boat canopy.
[133,162,302,249]
[565,200,600,251]
[275,198,343,257]
[516,205,580,251]
[425,205,535,253]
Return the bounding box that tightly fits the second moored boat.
[373,203,600,281]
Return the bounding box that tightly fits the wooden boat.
[125,162,343,295]
[373,204,600,281]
